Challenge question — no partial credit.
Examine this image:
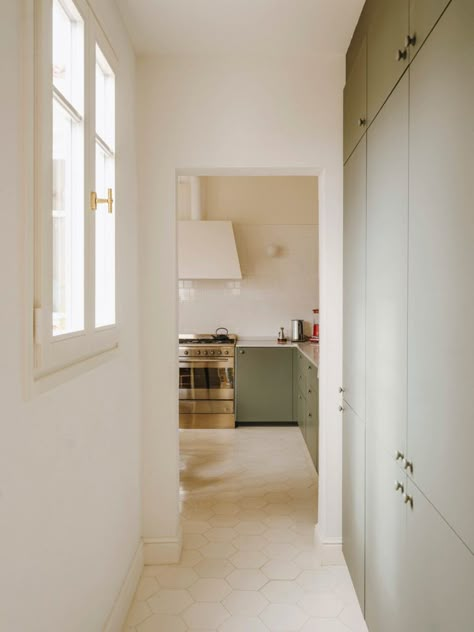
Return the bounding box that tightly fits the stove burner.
[179,336,233,345]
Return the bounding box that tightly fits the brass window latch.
[90,188,113,213]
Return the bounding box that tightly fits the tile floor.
[123,427,367,632]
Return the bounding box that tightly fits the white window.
[35,0,118,375]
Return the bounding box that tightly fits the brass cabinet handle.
[404,494,414,508]
[394,481,404,494]
[403,458,414,474]
[91,188,113,213]
[358,117,367,127]
[339,386,344,393]
[395,450,404,462]
[404,33,416,48]
[339,405,344,412]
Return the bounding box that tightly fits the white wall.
[178,176,319,338]
[0,2,141,630]
[137,54,344,549]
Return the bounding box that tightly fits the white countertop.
[236,339,319,369]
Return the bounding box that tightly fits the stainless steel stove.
[179,329,237,429]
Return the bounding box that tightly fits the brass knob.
[339,405,344,412]
[404,494,414,508]
[403,459,413,474]
[358,117,367,127]
[404,34,416,48]
[395,450,404,462]
[339,386,344,393]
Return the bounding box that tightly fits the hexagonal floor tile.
[261,560,300,581]
[232,535,268,551]
[124,601,152,627]
[300,619,352,632]
[234,521,267,535]
[261,580,305,604]
[298,593,344,618]
[205,527,238,542]
[155,567,199,589]
[183,533,208,550]
[239,497,267,510]
[200,542,238,559]
[208,514,240,528]
[297,569,337,593]
[227,569,268,590]
[188,578,232,602]
[194,557,235,578]
[174,549,203,568]
[263,529,296,544]
[212,502,240,516]
[136,613,186,632]
[218,616,269,632]
[223,590,269,616]
[183,520,211,534]
[147,589,193,615]
[260,603,308,631]
[182,602,230,629]
[230,550,268,569]
[262,542,299,561]
[135,577,159,601]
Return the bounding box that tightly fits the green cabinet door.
[366,73,408,457]
[403,480,474,631]
[343,37,367,163]
[409,0,451,60]
[365,434,406,632]
[342,405,365,612]
[292,348,299,422]
[367,0,409,122]
[236,347,293,423]
[408,0,474,552]
[306,366,319,471]
[343,136,366,419]
[296,390,306,440]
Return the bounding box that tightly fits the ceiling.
[116,0,365,57]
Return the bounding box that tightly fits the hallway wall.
[0,2,142,631]
[137,53,345,554]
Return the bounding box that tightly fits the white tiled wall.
[179,222,318,338]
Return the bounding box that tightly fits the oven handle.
[179,358,232,366]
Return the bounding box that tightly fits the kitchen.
[177,175,320,470]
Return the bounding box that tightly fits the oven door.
[179,358,234,400]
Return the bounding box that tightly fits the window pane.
[95,46,115,148]
[95,46,115,328]
[52,0,83,111]
[95,145,115,327]
[53,101,84,335]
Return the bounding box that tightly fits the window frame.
[34,0,118,377]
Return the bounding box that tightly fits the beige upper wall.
[178,176,318,225]
[204,176,318,225]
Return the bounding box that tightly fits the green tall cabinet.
[344,0,474,628]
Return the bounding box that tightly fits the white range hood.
[177,176,242,280]
[178,220,242,280]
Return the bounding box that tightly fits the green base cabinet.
[293,349,319,472]
[235,347,293,423]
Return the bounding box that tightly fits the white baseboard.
[103,540,144,632]
[144,526,183,565]
[314,524,345,565]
